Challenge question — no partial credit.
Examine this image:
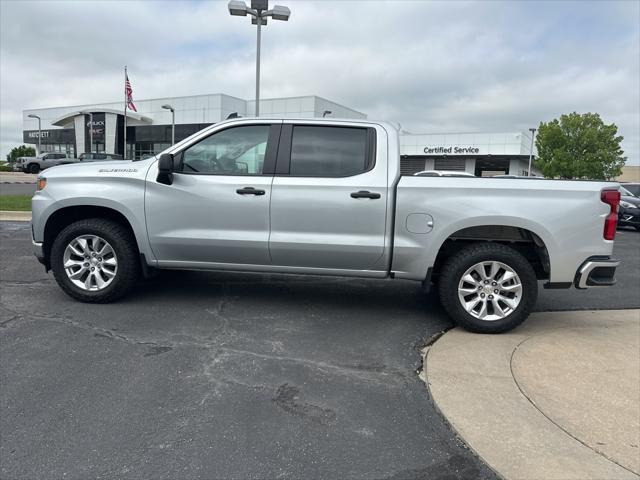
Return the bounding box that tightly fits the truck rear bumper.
[574,257,620,289]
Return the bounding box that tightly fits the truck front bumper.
[574,257,620,289]
[32,239,45,263]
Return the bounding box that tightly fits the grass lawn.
[0,195,31,211]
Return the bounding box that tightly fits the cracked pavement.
[1,222,638,479]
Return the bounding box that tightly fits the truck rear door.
[269,122,388,271]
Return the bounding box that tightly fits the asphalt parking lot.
[1,222,638,479]
[0,183,35,196]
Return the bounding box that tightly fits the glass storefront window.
[39,144,75,157]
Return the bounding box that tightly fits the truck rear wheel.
[438,243,537,333]
[50,218,140,303]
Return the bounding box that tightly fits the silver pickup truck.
[14,152,70,173]
[31,118,622,333]
[15,152,124,173]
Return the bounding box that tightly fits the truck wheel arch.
[429,225,551,284]
[42,205,142,270]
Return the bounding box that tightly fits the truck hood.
[40,158,156,179]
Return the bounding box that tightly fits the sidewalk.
[422,309,640,480]
[0,211,31,222]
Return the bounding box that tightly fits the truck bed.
[392,176,617,284]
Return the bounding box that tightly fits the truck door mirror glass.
[157,153,174,185]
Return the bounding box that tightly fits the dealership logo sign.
[86,120,105,127]
[424,146,480,154]
[28,131,49,138]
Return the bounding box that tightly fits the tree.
[535,112,626,180]
[6,145,36,162]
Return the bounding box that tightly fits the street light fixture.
[228,0,290,117]
[27,114,41,155]
[322,110,332,118]
[162,104,175,145]
[527,127,537,177]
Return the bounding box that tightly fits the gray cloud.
[1,0,638,163]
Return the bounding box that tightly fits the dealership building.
[22,93,539,176]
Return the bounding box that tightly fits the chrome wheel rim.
[63,235,117,291]
[457,261,522,321]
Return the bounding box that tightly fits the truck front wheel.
[28,163,40,174]
[438,243,537,333]
[50,218,140,303]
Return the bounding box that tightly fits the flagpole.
[123,65,127,160]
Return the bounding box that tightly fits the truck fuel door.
[406,213,434,234]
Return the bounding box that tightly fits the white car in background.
[413,170,476,177]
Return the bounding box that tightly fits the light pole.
[27,114,41,154]
[228,0,290,117]
[527,127,536,176]
[162,104,175,145]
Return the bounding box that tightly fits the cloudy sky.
[1,0,639,163]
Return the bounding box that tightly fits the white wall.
[246,95,366,120]
[105,113,117,154]
[400,132,533,156]
[73,116,84,155]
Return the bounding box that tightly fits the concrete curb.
[422,309,640,480]
[0,211,31,222]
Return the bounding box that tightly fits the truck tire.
[28,163,40,174]
[438,243,537,333]
[50,218,140,303]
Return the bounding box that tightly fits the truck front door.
[145,122,280,266]
[269,123,389,271]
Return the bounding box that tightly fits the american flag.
[125,73,137,112]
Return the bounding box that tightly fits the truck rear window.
[289,126,372,177]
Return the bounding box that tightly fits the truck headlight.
[36,178,47,191]
[620,200,635,208]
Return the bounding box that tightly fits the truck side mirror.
[157,153,174,185]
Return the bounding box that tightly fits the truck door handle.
[350,190,381,199]
[236,187,265,196]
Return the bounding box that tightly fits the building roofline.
[244,94,366,116]
[23,92,248,113]
[400,131,529,136]
[22,93,367,116]
[49,109,152,126]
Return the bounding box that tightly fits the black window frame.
[274,124,376,178]
[174,123,282,177]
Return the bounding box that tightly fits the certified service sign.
[424,146,480,154]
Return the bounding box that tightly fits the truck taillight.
[601,189,620,241]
